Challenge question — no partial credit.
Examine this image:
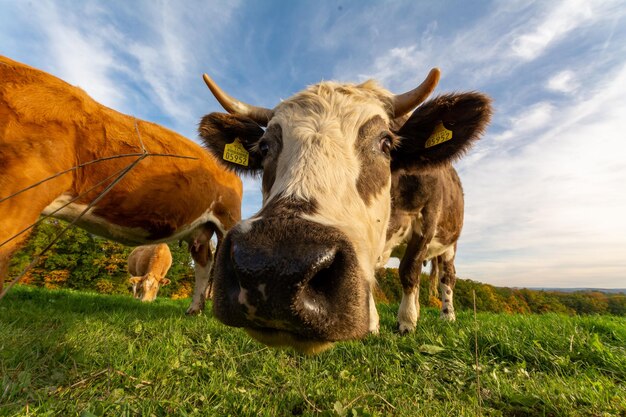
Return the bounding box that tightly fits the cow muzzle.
[211,218,370,354]
[130,274,160,302]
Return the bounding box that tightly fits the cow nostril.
[300,250,342,315]
[308,263,335,299]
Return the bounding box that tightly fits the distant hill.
[526,288,626,294]
[375,269,626,316]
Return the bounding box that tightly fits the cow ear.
[161,278,171,286]
[198,112,265,173]
[390,92,492,171]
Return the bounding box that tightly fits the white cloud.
[510,0,594,61]
[357,44,432,88]
[3,1,242,135]
[26,2,126,109]
[493,102,555,143]
[546,70,579,94]
[343,0,625,92]
[122,2,241,128]
[457,62,626,288]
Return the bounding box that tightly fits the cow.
[198,67,492,354]
[0,55,242,315]
[381,163,466,326]
[128,243,172,302]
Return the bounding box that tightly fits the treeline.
[375,268,626,316]
[8,219,625,316]
[8,219,196,299]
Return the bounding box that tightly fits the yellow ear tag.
[223,139,249,166]
[425,122,453,148]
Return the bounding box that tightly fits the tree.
[10,219,194,297]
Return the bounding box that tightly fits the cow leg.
[428,256,440,302]
[203,238,219,301]
[439,247,457,321]
[186,242,213,315]
[397,236,428,334]
[368,290,379,334]
[185,225,219,315]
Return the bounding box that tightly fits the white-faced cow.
[0,56,242,314]
[199,68,492,353]
[128,243,172,302]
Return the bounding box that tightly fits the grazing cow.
[128,244,172,302]
[199,67,492,353]
[0,56,242,314]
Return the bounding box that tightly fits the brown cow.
[0,56,242,314]
[198,68,492,353]
[128,244,172,302]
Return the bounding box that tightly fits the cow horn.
[392,68,441,118]
[203,73,274,126]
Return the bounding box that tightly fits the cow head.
[199,69,492,353]
[130,272,171,302]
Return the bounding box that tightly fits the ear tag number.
[425,122,453,148]
[223,139,249,166]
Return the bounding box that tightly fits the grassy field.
[1,286,625,416]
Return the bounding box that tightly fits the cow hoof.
[397,322,416,335]
[440,311,456,321]
[185,307,200,316]
[185,304,204,316]
[185,297,206,315]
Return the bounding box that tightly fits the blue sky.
[2,0,625,288]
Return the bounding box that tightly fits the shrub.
[95,278,115,294]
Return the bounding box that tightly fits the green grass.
[1,286,625,416]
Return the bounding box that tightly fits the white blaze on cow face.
[130,272,170,302]
[139,273,160,302]
[265,81,395,283]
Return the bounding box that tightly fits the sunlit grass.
[1,286,624,416]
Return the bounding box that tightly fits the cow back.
[127,244,172,277]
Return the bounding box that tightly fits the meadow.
[1,286,625,416]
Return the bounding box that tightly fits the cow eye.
[259,141,270,157]
[379,135,393,155]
